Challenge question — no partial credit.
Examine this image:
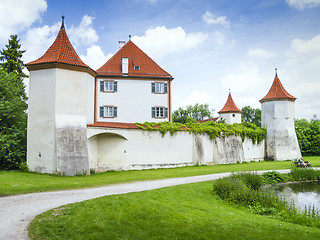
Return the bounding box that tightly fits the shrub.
[289,167,320,181]
[262,171,284,185]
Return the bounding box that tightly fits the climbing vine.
[136,121,266,144]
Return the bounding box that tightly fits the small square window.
[134,66,140,70]
[232,114,235,117]
[104,81,114,92]
[100,106,117,118]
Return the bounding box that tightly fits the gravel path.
[0,169,291,240]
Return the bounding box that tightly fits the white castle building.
[26,18,301,175]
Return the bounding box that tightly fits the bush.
[213,172,320,228]
[19,162,29,172]
[289,167,320,181]
[262,171,284,185]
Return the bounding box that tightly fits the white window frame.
[155,82,164,93]
[152,106,168,118]
[104,81,114,92]
[100,106,117,118]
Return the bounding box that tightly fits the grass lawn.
[1,156,320,196]
[29,180,320,240]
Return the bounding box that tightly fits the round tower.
[260,69,301,161]
[26,17,96,175]
[218,91,242,124]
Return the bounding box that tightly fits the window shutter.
[164,107,168,118]
[100,81,104,92]
[152,107,155,118]
[114,81,117,92]
[151,82,155,93]
[100,106,104,118]
[113,107,117,117]
[164,83,168,93]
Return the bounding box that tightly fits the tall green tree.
[172,103,212,123]
[295,119,320,156]
[0,34,28,169]
[241,106,261,127]
[0,34,28,83]
[0,69,27,169]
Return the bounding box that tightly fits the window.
[134,65,140,70]
[151,82,168,94]
[100,106,117,118]
[100,80,117,92]
[232,114,235,117]
[152,107,168,118]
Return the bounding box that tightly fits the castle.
[26,18,301,175]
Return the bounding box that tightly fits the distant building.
[260,70,301,160]
[218,91,242,124]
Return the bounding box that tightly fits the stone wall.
[87,127,265,172]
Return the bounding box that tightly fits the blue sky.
[1,0,320,120]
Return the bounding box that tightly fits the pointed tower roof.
[260,70,296,103]
[96,40,173,79]
[26,17,96,76]
[218,91,242,114]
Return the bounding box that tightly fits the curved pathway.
[0,169,291,240]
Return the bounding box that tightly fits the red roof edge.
[218,92,242,114]
[87,122,140,129]
[260,73,296,103]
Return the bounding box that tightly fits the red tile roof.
[26,27,89,68]
[218,92,242,114]
[87,122,140,129]
[260,74,296,103]
[96,40,172,79]
[198,117,219,123]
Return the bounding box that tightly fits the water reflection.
[270,182,320,211]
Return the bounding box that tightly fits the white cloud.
[202,11,230,28]
[0,0,47,44]
[80,45,112,70]
[68,15,98,47]
[285,34,320,66]
[220,67,264,109]
[286,0,320,9]
[131,26,208,61]
[23,23,60,63]
[247,48,276,59]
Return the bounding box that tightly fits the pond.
[270,181,320,211]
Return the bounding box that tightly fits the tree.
[172,103,212,123]
[0,34,28,84]
[0,69,27,169]
[295,119,320,156]
[0,35,28,170]
[241,106,261,127]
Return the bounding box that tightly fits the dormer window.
[134,65,140,70]
[122,58,128,75]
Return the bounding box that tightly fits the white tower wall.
[261,100,301,160]
[219,112,241,124]
[27,68,94,175]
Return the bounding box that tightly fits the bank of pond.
[214,167,320,229]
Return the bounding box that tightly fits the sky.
[1,0,320,120]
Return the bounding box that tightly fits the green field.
[29,180,320,240]
[1,156,320,196]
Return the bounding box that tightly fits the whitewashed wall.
[261,100,301,161]
[219,112,242,124]
[87,127,265,172]
[27,68,94,175]
[96,78,169,123]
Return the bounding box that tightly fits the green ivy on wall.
[136,121,266,144]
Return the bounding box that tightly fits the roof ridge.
[260,73,296,103]
[96,40,172,79]
[218,92,242,113]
